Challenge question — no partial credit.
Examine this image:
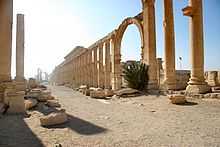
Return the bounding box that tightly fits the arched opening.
[115,17,144,88]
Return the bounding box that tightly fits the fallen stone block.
[26,90,41,99]
[168,94,186,104]
[46,100,61,108]
[90,90,105,99]
[115,88,140,97]
[25,99,38,110]
[40,110,68,126]
[84,89,90,96]
[37,90,52,102]
[104,89,114,97]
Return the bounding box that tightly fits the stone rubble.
[168,94,187,104]
[40,109,68,126]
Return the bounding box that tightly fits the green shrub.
[122,61,149,90]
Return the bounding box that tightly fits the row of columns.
[141,0,209,93]
[0,0,25,84]
[70,40,112,89]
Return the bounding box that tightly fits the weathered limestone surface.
[163,0,176,90]
[98,44,104,88]
[15,14,25,82]
[24,98,38,110]
[4,91,25,113]
[40,110,68,126]
[0,0,13,82]
[207,71,218,87]
[168,94,186,104]
[183,0,210,94]
[142,0,158,89]
[104,41,111,89]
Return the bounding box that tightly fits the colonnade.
[50,38,113,89]
[51,0,209,94]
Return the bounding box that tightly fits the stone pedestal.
[4,91,25,114]
[14,80,26,91]
[142,0,158,89]
[183,0,210,94]
[0,0,13,82]
[163,0,176,90]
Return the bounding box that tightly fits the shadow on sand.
[45,114,107,135]
[36,103,107,135]
[177,101,198,106]
[0,114,44,147]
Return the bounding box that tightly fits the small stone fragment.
[168,94,186,104]
[24,98,38,110]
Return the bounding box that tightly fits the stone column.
[163,0,176,90]
[76,56,79,86]
[183,0,210,94]
[104,40,111,89]
[0,0,13,82]
[93,47,98,87]
[15,14,25,82]
[142,0,158,89]
[98,43,104,88]
[111,36,122,90]
[88,50,92,87]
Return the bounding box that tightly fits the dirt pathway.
[1,86,220,147]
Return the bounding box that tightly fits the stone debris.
[104,89,114,97]
[90,90,105,99]
[115,88,140,97]
[24,98,38,110]
[168,94,187,104]
[40,109,68,126]
[46,100,61,108]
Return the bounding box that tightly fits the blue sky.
[13,0,220,78]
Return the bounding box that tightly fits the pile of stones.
[25,86,68,127]
[77,85,141,99]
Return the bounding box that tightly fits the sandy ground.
[1,86,220,147]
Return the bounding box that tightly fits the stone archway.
[115,17,144,60]
[111,16,144,89]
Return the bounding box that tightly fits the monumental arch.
[50,0,210,94]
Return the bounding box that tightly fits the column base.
[162,79,176,90]
[4,91,25,114]
[14,80,26,91]
[147,80,159,90]
[186,84,211,95]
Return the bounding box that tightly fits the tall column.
[183,0,210,94]
[163,0,176,90]
[111,36,122,90]
[98,43,104,88]
[142,0,158,89]
[88,50,92,87]
[15,14,25,82]
[104,40,111,89]
[0,0,13,82]
[93,47,98,87]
